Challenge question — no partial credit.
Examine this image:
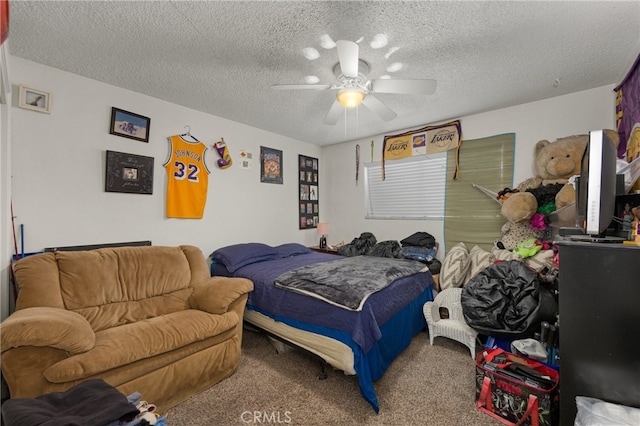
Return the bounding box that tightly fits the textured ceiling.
[7,1,640,146]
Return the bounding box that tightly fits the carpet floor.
[166,327,501,425]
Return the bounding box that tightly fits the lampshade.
[336,89,365,108]
[317,223,329,235]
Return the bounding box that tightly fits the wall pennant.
[213,137,233,169]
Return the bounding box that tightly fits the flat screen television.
[573,129,621,241]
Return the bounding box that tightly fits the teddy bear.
[499,132,611,225]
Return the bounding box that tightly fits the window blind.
[444,133,515,252]
[364,153,447,219]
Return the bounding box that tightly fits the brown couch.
[0,245,253,411]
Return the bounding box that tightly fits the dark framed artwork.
[260,146,283,184]
[105,150,154,194]
[299,155,319,229]
[109,107,150,142]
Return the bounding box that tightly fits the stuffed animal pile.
[500,134,589,225]
[497,130,619,248]
[440,130,621,290]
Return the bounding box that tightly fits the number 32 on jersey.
[164,134,210,219]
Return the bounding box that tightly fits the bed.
[209,242,435,412]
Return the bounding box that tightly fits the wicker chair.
[423,287,478,358]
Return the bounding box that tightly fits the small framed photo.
[105,150,154,194]
[18,85,51,114]
[260,146,283,184]
[109,107,150,143]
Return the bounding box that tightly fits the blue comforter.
[231,252,431,353]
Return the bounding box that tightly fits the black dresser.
[558,241,640,425]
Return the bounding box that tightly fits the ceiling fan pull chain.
[343,108,347,138]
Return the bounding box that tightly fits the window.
[364,153,447,219]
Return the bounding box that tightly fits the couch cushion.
[44,309,238,383]
[57,247,192,309]
[74,289,193,332]
[55,246,195,330]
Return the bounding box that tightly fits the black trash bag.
[337,232,377,257]
[461,260,558,340]
[400,232,436,248]
[367,240,401,258]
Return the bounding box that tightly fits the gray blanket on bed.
[274,256,428,311]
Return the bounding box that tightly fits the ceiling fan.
[272,40,437,125]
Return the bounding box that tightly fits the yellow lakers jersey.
[163,135,210,218]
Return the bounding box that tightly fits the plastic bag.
[337,232,377,257]
[575,396,640,426]
[462,260,558,339]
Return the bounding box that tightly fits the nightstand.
[308,246,340,255]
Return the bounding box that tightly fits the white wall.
[10,57,322,258]
[1,44,13,321]
[322,85,617,253]
[5,56,617,321]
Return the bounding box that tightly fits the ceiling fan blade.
[371,79,437,95]
[362,95,397,122]
[336,40,359,78]
[323,100,344,125]
[272,84,331,90]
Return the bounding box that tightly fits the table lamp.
[317,223,329,249]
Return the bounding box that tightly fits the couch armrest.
[190,277,254,315]
[1,307,95,354]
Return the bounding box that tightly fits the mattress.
[244,309,356,375]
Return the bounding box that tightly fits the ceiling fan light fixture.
[305,75,320,84]
[337,89,365,108]
[302,47,320,60]
[386,62,403,72]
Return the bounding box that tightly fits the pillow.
[210,243,278,272]
[467,245,495,281]
[439,242,471,290]
[274,243,312,258]
[210,259,233,277]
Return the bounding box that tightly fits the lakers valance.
[382,120,462,180]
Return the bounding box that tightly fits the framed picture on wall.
[105,150,154,194]
[299,155,318,229]
[18,85,51,114]
[109,107,150,143]
[260,146,283,184]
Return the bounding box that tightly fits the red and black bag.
[475,348,559,426]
